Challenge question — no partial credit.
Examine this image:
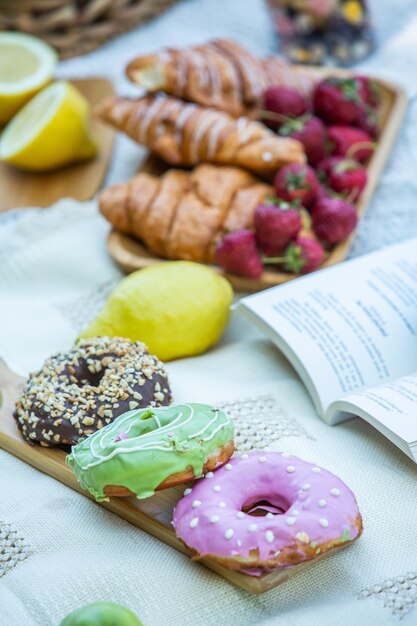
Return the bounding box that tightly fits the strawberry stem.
[263,256,286,264]
[345,141,377,160]
[256,110,293,125]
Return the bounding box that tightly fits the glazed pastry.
[14,337,172,448]
[96,94,305,175]
[99,164,272,263]
[66,404,235,501]
[173,451,363,575]
[126,38,321,116]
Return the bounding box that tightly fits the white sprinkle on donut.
[248,524,257,532]
[259,456,267,463]
[264,530,274,543]
[237,540,242,547]
[224,529,234,540]
[236,511,245,519]
[274,550,281,557]
[189,517,199,528]
[213,485,221,492]
[281,452,290,458]
[192,500,202,508]
[205,472,214,479]
[330,488,341,496]
[319,518,329,528]
[219,501,226,508]
[241,453,249,459]
[184,488,192,495]
[312,467,321,473]
[210,515,220,524]
[293,509,300,516]
[266,512,274,519]
[286,517,296,526]
[225,463,233,470]
[302,483,311,491]
[296,531,309,544]
[286,465,296,473]
[318,499,327,508]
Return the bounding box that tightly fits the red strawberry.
[312,197,358,244]
[278,114,327,165]
[282,237,325,274]
[274,163,319,208]
[327,125,374,163]
[263,86,309,128]
[317,156,367,201]
[357,108,379,138]
[216,229,263,278]
[356,76,381,108]
[313,77,366,126]
[254,200,302,256]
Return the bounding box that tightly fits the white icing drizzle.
[74,405,231,470]
[206,116,229,160]
[236,116,252,145]
[138,96,167,144]
[188,110,219,163]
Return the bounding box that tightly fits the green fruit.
[81,261,233,361]
[59,601,143,626]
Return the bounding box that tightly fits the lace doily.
[0,522,32,579]
[358,572,417,618]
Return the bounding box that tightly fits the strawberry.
[263,86,309,128]
[356,76,381,108]
[312,197,358,244]
[313,77,366,126]
[273,163,319,208]
[281,237,325,274]
[327,125,374,163]
[317,156,367,201]
[215,229,263,279]
[254,200,302,256]
[278,114,327,165]
[357,108,379,138]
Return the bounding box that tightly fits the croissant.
[99,164,272,263]
[126,38,321,117]
[96,94,305,175]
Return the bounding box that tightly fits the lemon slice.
[0,32,57,125]
[0,80,97,171]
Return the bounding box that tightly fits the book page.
[238,238,417,421]
[329,373,417,456]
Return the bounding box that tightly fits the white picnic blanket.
[1,1,417,624]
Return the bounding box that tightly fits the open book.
[237,237,417,461]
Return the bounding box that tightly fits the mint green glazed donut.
[60,601,142,626]
[66,403,234,501]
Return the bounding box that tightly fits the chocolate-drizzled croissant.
[96,94,305,175]
[99,164,272,263]
[126,38,321,117]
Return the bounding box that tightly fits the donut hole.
[70,361,106,388]
[242,496,290,517]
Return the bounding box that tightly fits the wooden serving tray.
[107,73,408,292]
[0,358,349,593]
[0,78,114,212]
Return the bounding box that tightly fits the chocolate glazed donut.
[14,337,172,448]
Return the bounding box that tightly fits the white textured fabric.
[1,1,417,624]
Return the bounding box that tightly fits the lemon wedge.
[0,80,97,171]
[0,32,57,125]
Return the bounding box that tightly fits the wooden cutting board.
[0,358,352,593]
[107,73,408,293]
[0,78,114,212]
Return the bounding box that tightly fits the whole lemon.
[81,262,233,361]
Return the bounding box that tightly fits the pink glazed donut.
[173,451,363,574]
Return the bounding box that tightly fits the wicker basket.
[0,0,180,59]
